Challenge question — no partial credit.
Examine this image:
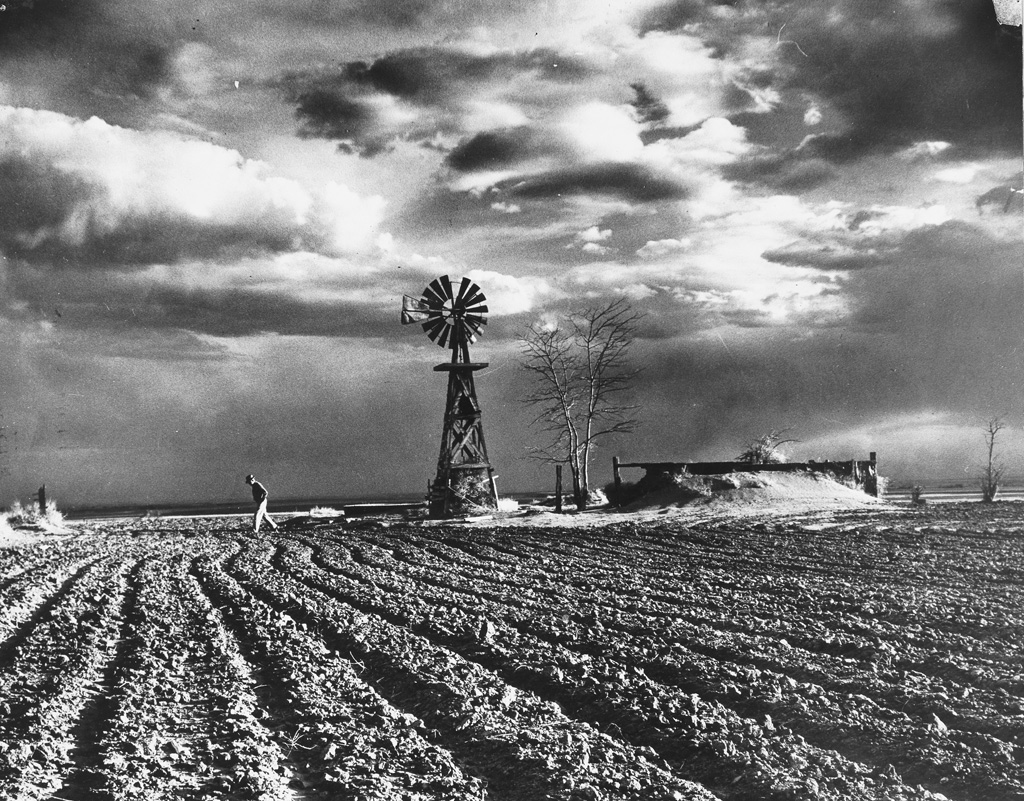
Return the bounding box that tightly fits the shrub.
[3,498,63,528]
[736,429,797,464]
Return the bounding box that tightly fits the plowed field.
[1,503,1022,801]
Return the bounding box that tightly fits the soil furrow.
[56,558,145,801]
[271,539,916,801]
[228,539,719,801]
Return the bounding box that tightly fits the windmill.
[402,275,498,518]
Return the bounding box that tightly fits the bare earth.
[0,474,1021,801]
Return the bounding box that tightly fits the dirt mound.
[625,470,881,514]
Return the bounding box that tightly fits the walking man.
[245,474,279,533]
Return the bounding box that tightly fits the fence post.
[37,485,46,515]
[555,465,563,514]
[613,456,621,493]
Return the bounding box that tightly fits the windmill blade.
[460,282,485,308]
[421,280,446,307]
[439,274,454,302]
[455,276,472,305]
[463,301,488,316]
[422,317,447,342]
[425,276,452,306]
[456,282,481,308]
[437,323,451,349]
[464,314,487,331]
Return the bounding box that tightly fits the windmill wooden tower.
[402,275,499,518]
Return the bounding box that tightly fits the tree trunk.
[580,441,591,508]
[572,472,586,510]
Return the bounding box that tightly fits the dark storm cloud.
[445,128,545,171]
[133,288,396,338]
[347,47,593,99]
[14,218,301,269]
[623,216,1022,468]
[0,159,97,243]
[781,0,1021,156]
[0,156,298,265]
[761,243,885,271]
[290,89,374,138]
[629,83,671,125]
[844,222,1022,413]
[5,263,396,339]
[976,174,1024,214]
[638,0,750,56]
[847,222,1022,337]
[343,0,433,27]
[280,46,596,154]
[0,0,176,123]
[644,0,1021,163]
[723,152,835,190]
[499,163,688,202]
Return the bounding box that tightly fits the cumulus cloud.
[901,141,954,161]
[576,226,612,243]
[0,106,385,267]
[847,204,952,234]
[464,268,561,315]
[637,238,690,259]
[932,165,981,184]
[559,102,644,162]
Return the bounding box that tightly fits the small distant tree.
[737,429,797,464]
[980,417,1006,503]
[521,299,642,510]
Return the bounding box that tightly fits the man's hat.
[245,474,254,481]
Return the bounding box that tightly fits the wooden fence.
[613,452,879,497]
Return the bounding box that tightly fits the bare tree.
[737,429,797,464]
[980,416,1006,503]
[521,299,642,510]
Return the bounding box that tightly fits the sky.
[0,0,1021,508]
